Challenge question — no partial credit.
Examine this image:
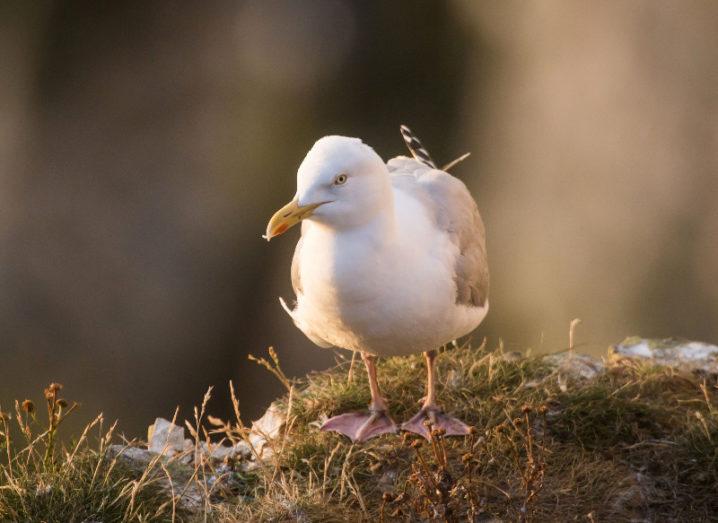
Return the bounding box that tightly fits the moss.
[3,342,718,521]
[222,343,718,521]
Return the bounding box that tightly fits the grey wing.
[388,156,489,308]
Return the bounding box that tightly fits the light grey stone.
[147,417,186,456]
[108,444,156,465]
[248,401,285,457]
[611,337,718,373]
[543,352,605,380]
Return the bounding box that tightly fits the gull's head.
[265,136,389,240]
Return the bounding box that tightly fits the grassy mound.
[2,342,717,521]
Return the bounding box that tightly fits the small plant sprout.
[569,318,582,352]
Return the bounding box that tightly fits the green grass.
[2,342,717,521]
[0,385,183,522]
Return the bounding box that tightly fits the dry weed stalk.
[248,346,292,393]
[516,404,547,522]
[0,383,175,521]
[569,318,582,352]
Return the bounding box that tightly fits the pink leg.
[321,353,397,442]
[401,350,471,439]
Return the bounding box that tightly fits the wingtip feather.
[399,124,437,168]
[278,297,293,316]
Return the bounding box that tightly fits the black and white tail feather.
[400,124,437,168]
[400,124,470,173]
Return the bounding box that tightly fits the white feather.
[281,136,488,357]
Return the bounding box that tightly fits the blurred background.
[1,1,717,437]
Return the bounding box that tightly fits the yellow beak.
[264,198,323,241]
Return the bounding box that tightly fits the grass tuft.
[0,384,179,522]
[2,341,717,521]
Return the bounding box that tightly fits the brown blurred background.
[1,1,717,437]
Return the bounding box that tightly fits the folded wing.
[387,156,489,308]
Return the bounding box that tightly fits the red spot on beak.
[275,223,289,235]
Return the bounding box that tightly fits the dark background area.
[1,1,717,436]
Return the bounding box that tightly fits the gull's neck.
[308,193,396,248]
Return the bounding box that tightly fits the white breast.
[291,188,487,357]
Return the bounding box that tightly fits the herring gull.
[265,126,489,441]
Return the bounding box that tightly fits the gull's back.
[387,156,489,310]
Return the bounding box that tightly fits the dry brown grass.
[0,384,182,522]
[2,341,717,522]
[212,342,718,521]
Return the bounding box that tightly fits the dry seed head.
[513,417,523,426]
[521,404,532,414]
[207,415,225,427]
[21,399,35,414]
[382,492,394,502]
[432,427,447,437]
[538,405,549,415]
[410,439,423,449]
[57,399,68,409]
[461,453,472,464]
[48,383,63,392]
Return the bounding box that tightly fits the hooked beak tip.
[265,198,313,241]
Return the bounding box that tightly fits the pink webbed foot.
[401,406,471,440]
[321,410,398,442]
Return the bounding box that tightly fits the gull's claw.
[321,410,397,442]
[401,406,470,440]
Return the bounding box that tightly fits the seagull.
[265,126,489,441]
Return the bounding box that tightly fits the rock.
[101,402,289,516]
[138,401,285,464]
[543,351,605,380]
[541,337,718,383]
[195,440,253,462]
[109,445,157,465]
[140,401,285,464]
[499,351,524,363]
[610,337,718,374]
[248,401,285,457]
[147,417,186,455]
[104,401,288,515]
[107,444,203,510]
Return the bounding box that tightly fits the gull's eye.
[333,174,348,186]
